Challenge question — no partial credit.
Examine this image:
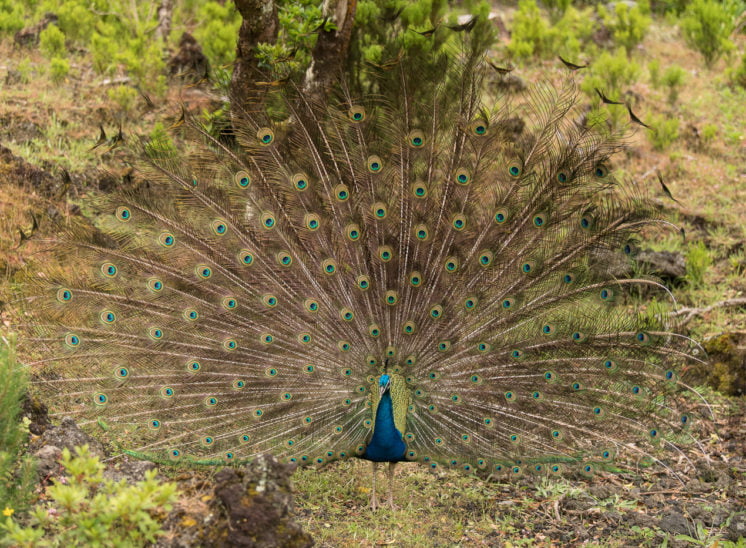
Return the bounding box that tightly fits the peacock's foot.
[369,494,379,511]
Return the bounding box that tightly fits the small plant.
[55,0,97,43]
[685,241,712,288]
[107,85,139,116]
[49,57,70,84]
[648,59,661,87]
[681,0,738,67]
[581,49,641,127]
[15,57,33,84]
[0,2,24,34]
[661,64,686,103]
[0,334,37,515]
[542,0,572,20]
[598,0,651,55]
[194,1,242,68]
[508,0,550,58]
[731,52,746,89]
[649,115,680,150]
[509,0,593,60]
[1,445,178,547]
[39,24,66,59]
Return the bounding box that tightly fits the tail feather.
[19,52,709,474]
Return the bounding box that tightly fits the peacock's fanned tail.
[22,53,709,476]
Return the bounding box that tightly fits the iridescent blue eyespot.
[235,171,250,188]
[257,128,274,145]
[56,288,73,302]
[115,206,131,222]
[101,263,118,277]
[239,250,254,265]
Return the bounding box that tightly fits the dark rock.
[494,74,527,94]
[32,416,105,458]
[659,510,691,535]
[590,248,686,285]
[637,249,686,281]
[0,144,57,196]
[158,454,312,548]
[588,485,614,500]
[696,332,746,396]
[727,512,746,542]
[628,511,657,529]
[496,117,526,142]
[168,33,210,83]
[14,13,58,47]
[21,394,51,435]
[104,458,157,483]
[34,445,62,480]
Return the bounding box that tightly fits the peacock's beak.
[379,379,391,397]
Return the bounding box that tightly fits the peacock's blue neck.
[362,390,407,462]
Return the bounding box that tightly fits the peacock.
[21,46,709,511]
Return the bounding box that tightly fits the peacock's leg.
[386,462,398,510]
[370,462,379,510]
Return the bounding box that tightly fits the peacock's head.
[378,374,391,396]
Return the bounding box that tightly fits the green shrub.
[194,1,242,68]
[55,0,97,43]
[15,57,33,84]
[648,59,661,87]
[543,0,572,18]
[39,24,66,58]
[685,241,712,288]
[581,49,641,127]
[681,0,738,66]
[107,85,139,115]
[509,0,549,58]
[90,26,117,75]
[731,52,746,89]
[649,115,679,150]
[49,57,70,83]
[701,123,717,144]
[1,445,178,547]
[598,0,651,55]
[661,64,686,103]
[0,1,25,34]
[0,334,37,514]
[254,0,323,72]
[509,0,592,59]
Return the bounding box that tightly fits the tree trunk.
[303,0,358,105]
[231,0,279,111]
[155,0,173,43]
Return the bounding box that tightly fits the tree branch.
[671,297,746,326]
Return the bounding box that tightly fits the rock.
[21,394,51,436]
[494,74,527,94]
[697,332,746,396]
[32,416,105,458]
[34,445,62,480]
[637,249,686,281]
[659,510,691,535]
[168,33,210,83]
[14,13,58,47]
[104,458,158,483]
[0,144,57,196]
[158,455,313,548]
[727,512,746,542]
[590,248,686,285]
